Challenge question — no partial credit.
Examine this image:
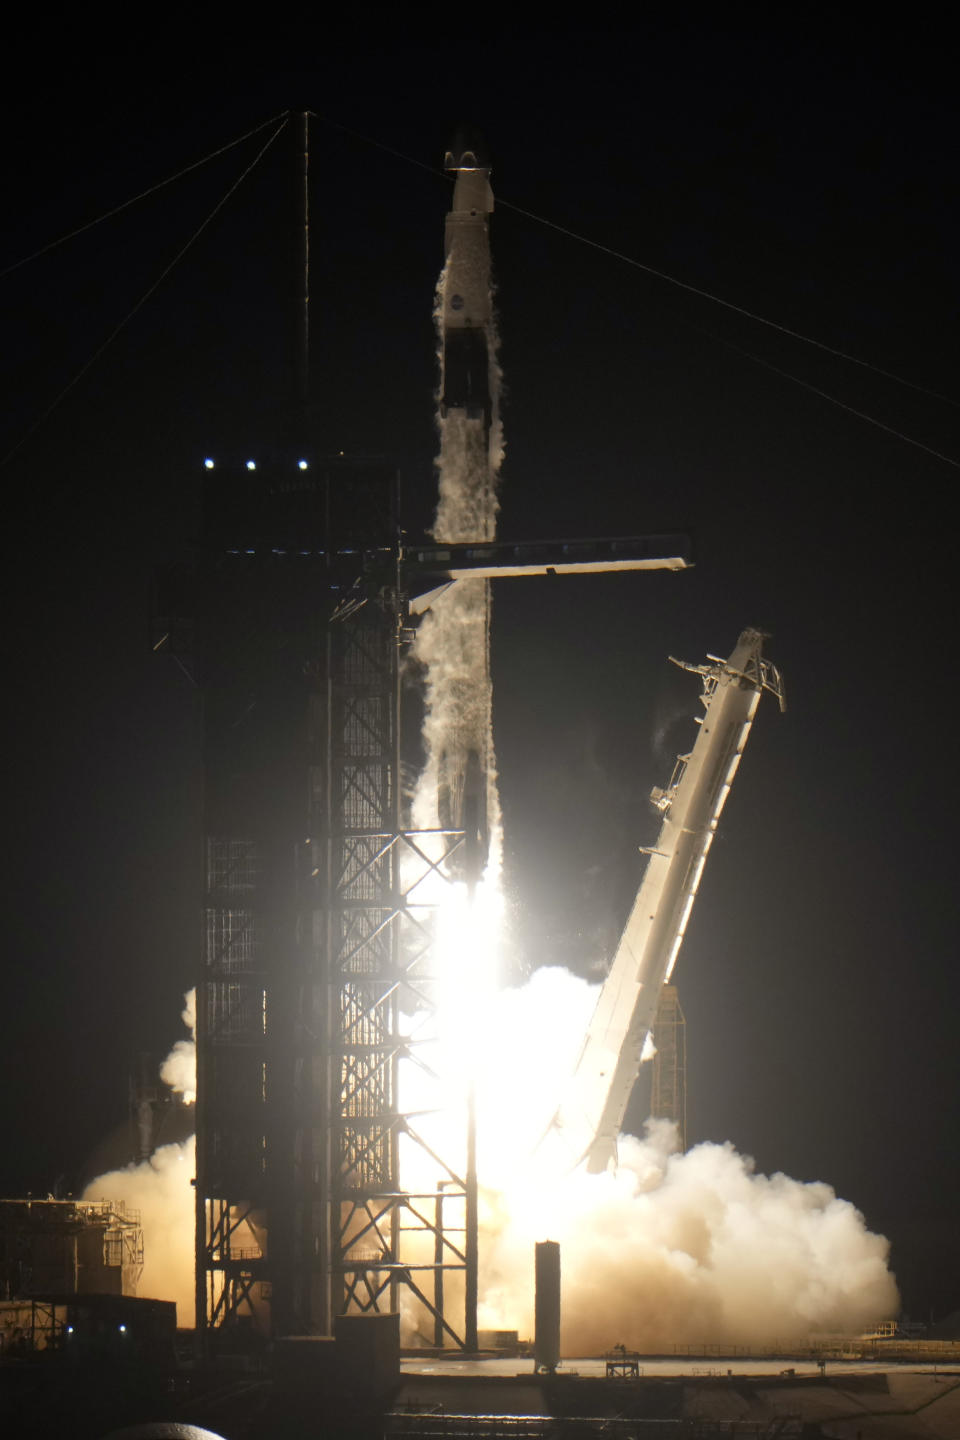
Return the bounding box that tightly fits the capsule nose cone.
[444,126,490,172]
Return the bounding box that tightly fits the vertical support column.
[534,1241,561,1374]
[325,593,402,1321]
[465,1083,478,1352]
[650,983,687,1151]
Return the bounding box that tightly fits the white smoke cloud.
[469,968,898,1350]
[159,988,196,1103]
[83,990,197,1325]
[83,1139,195,1328]
[478,1121,897,1351]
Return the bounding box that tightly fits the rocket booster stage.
[417,132,502,859]
[547,630,785,1174]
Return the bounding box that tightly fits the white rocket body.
[441,163,495,354]
[420,139,500,862]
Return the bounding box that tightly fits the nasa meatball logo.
[450,294,464,310]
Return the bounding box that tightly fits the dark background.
[2,25,957,1321]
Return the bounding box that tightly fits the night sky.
[3,29,957,1321]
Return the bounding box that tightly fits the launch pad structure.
[153,120,694,1353]
[156,457,689,1351]
[158,456,482,1347]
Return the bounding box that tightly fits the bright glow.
[203,458,214,469]
[435,879,501,1083]
[246,460,257,471]
[118,1324,127,1334]
[396,874,898,1350]
[298,459,308,470]
[397,855,503,1195]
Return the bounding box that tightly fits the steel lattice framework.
[157,457,476,1349]
[319,603,476,1343]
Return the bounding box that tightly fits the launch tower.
[153,123,691,1353]
[157,455,478,1348]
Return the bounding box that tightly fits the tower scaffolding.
[156,455,477,1349]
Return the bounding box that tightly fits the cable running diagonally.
[682,325,959,470]
[495,196,958,410]
[1,110,290,280]
[316,115,958,416]
[2,115,290,470]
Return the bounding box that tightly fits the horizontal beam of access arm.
[404,534,691,614]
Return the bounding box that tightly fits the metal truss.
[300,593,477,1346]
[329,825,477,1347]
[196,837,269,1334]
[190,459,476,1348]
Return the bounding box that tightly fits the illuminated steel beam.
[545,628,784,1174]
[405,533,691,615]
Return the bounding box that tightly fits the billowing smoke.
[472,972,897,1349]
[83,1138,195,1327]
[158,987,197,1103]
[83,991,196,1325]
[479,1122,897,1351]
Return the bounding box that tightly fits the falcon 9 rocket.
[415,133,502,877]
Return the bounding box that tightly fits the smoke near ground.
[482,1124,898,1350]
[474,969,898,1349]
[83,1138,195,1327]
[482,1127,898,1350]
[83,991,196,1326]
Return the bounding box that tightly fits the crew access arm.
[547,628,785,1173]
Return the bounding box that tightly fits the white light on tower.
[298,459,309,470]
[246,460,257,471]
[203,458,215,469]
